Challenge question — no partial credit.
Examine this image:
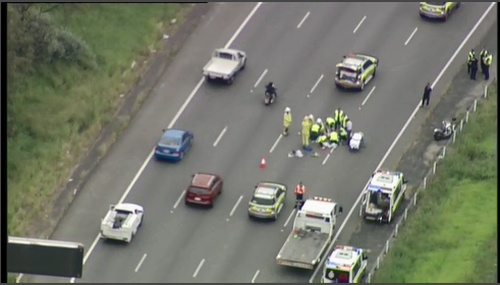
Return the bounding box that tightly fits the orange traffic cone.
[259,156,266,169]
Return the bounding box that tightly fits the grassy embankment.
[7,4,187,238]
[373,82,498,283]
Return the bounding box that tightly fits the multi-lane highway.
[29,2,496,283]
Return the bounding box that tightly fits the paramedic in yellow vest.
[325,117,335,132]
[328,131,340,149]
[316,134,328,149]
[310,121,321,141]
[283,107,292,136]
[333,108,345,131]
[301,116,311,148]
[483,53,493,80]
[316,118,326,134]
[338,127,348,144]
[341,114,349,128]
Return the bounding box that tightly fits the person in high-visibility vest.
[294,181,306,208]
[325,117,335,132]
[310,122,321,141]
[479,47,488,74]
[316,134,328,149]
[301,116,312,150]
[467,49,475,74]
[483,53,493,80]
[333,108,345,131]
[328,131,340,149]
[283,107,292,136]
[338,127,348,144]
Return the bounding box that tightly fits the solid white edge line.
[61,3,266,284]
[213,126,228,147]
[308,2,496,283]
[297,11,310,29]
[404,27,419,46]
[353,15,367,33]
[134,253,148,272]
[361,86,376,106]
[192,259,205,278]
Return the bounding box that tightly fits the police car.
[335,53,379,91]
[248,181,287,220]
[322,245,368,283]
[360,169,408,223]
[419,2,460,21]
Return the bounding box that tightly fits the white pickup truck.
[203,48,247,84]
[276,197,343,270]
[100,203,144,243]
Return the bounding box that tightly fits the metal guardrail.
[365,82,492,283]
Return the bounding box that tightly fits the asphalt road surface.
[28,2,496,283]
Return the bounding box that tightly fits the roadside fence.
[365,82,493,283]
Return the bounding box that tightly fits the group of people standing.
[467,47,493,80]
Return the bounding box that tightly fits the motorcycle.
[264,89,277,106]
[433,118,456,141]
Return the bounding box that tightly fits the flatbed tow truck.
[276,197,343,270]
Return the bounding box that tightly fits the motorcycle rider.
[265,82,277,102]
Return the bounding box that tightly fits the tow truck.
[360,169,408,223]
[276,197,343,270]
[100,203,144,243]
[321,245,368,283]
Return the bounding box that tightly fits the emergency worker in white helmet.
[283,107,292,136]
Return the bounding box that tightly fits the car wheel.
[373,68,377,78]
[273,211,278,221]
[227,76,234,85]
[241,59,246,70]
[139,215,144,227]
[456,2,461,8]
[129,233,134,243]
[179,152,184,160]
[360,81,365,91]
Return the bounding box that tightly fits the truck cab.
[100,203,144,243]
[360,169,408,223]
[295,197,343,234]
[322,245,368,283]
[276,197,343,269]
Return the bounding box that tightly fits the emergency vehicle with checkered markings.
[321,245,368,283]
[276,197,344,270]
[359,169,408,223]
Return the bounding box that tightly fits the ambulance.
[321,245,368,283]
[360,169,408,223]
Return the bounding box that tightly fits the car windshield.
[160,136,181,146]
[252,196,275,206]
[427,2,446,5]
[216,52,233,60]
[189,187,209,194]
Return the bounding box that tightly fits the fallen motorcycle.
[433,118,456,141]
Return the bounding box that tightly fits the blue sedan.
[154,129,193,162]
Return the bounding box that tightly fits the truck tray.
[277,230,330,269]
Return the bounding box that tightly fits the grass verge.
[7,4,189,238]
[372,81,498,283]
